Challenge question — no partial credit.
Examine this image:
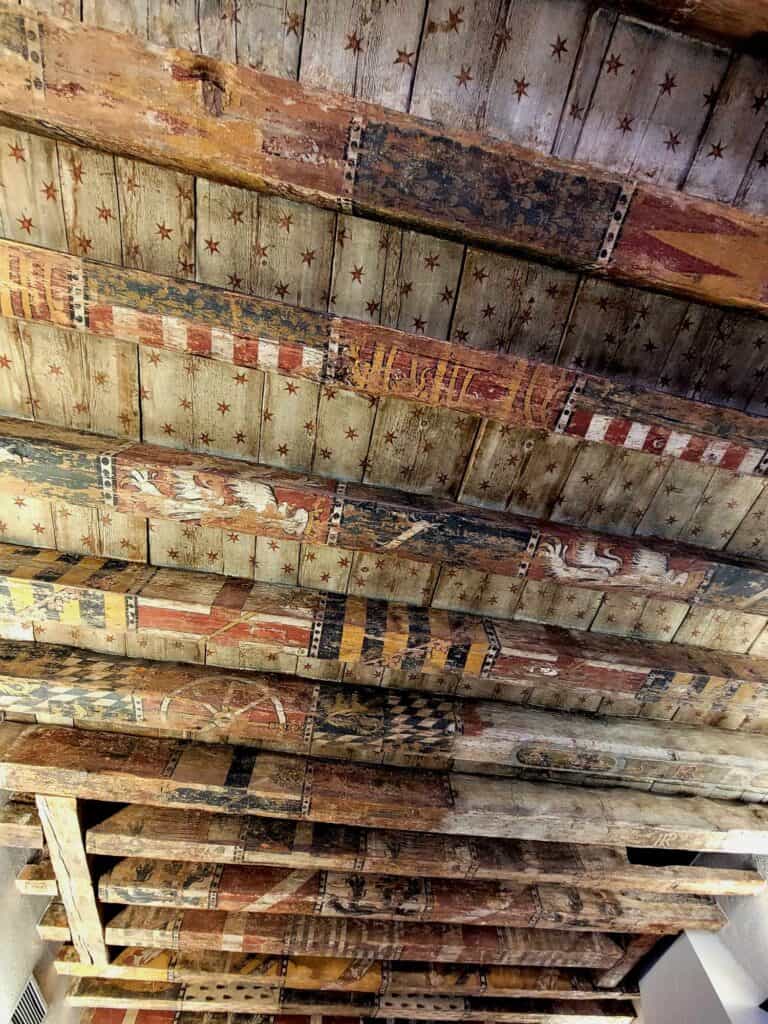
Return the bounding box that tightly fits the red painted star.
[41,181,58,202]
[345,31,364,54]
[455,64,473,89]
[550,35,568,61]
[156,221,173,240]
[204,237,220,254]
[605,53,624,75]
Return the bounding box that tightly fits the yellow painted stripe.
[339,598,366,663]
[103,591,127,630]
[464,639,490,678]
[382,604,408,666]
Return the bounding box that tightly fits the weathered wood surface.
[68,977,637,1022]
[0,796,42,847]
[5,723,768,853]
[98,857,723,933]
[104,904,626,967]
[5,640,768,799]
[593,935,660,990]
[15,853,56,895]
[605,0,768,45]
[76,1002,637,1024]
[3,240,768,477]
[6,544,768,723]
[87,806,763,897]
[0,10,767,315]
[36,794,107,965]
[7,418,768,615]
[55,945,639,1000]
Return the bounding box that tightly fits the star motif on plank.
[204,237,220,254]
[277,443,289,456]
[472,266,488,284]
[617,114,633,134]
[178,258,195,275]
[176,183,193,202]
[440,286,454,303]
[73,233,93,253]
[569,101,583,120]
[365,299,380,315]
[446,7,464,32]
[707,139,726,159]
[0,355,10,369]
[550,35,568,61]
[344,426,358,440]
[254,243,269,263]
[400,280,413,295]
[455,328,469,342]
[228,272,243,289]
[162,422,175,435]
[545,284,558,298]
[95,204,114,221]
[319,448,332,460]
[48,363,63,376]
[394,48,415,67]
[232,372,248,384]
[412,316,426,332]
[285,381,299,394]
[233,431,246,445]
[8,142,25,162]
[350,265,365,282]
[199,432,211,445]
[664,130,681,152]
[217,401,231,415]
[345,31,364,54]
[124,175,140,194]
[156,221,173,240]
[494,27,512,51]
[455,65,473,89]
[17,214,34,234]
[285,11,301,36]
[336,227,350,247]
[73,401,88,413]
[278,211,294,232]
[481,304,495,319]
[301,248,316,265]
[39,181,58,202]
[513,76,529,102]
[274,281,289,299]
[659,72,676,95]
[605,53,623,75]
[228,207,244,224]
[423,253,440,270]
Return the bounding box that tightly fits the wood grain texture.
[5,640,768,801]
[0,797,43,847]
[75,998,637,1023]
[0,7,767,313]
[5,723,768,853]
[36,794,107,965]
[102,904,627,967]
[6,543,768,727]
[2,239,768,479]
[7,416,768,618]
[97,857,724,933]
[87,806,764,897]
[603,0,768,45]
[54,944,640,1000]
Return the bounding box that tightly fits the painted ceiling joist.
[3,240,768,480]
[54,944,640,1000]
[3,541,768,721]
[1,8,767,315]
[74,984,636,1021]
[86,805,764,897]
[607,0,768,46]
[4,637,768,800]
[5,416,768,616]
[5,721,768,853]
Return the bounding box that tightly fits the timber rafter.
[0,7,767,315]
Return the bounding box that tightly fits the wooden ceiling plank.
[0,796,43,847]
[601,0,768,48]
[2,7,768,315]
[71,984,638,1022]
[86,804,765,896]
[15,853,57,895]
[4,636,768,797]
[6,417,768,617]
[5,721,768,852]
[3,240,768,485]
[54,944,640,1001]
[36,793,108,966]
[5,542,768,722]
[97,857,723,933]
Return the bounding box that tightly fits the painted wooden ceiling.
[0,1,767,1018]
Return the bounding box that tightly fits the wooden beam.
[55,945,639,1000]
[74,996,637,1024]
[4,639,768,801]
[0,797,43,848]
[604,1,768,46]
[35,795,107,966]
[97,857,723,934]
[15,854,57,896]
[104,904,626,967]
[0,11,767,315]
[4,416,768,615]
[3,240,768,478]
[2,543,768,722]
[37,899,69,943]
[594,935,661,990]
[5,723,768,853]
[87,806,764,897]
